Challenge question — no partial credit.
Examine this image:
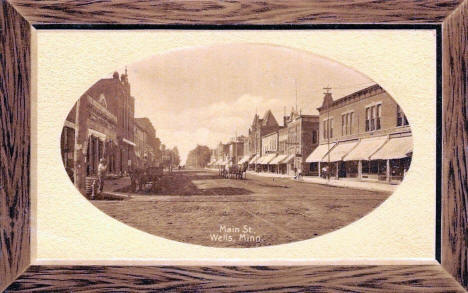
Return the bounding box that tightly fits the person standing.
[97,158,107,193]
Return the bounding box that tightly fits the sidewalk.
[246,171,396,193]
[301,176,397,193]
[95,176,132,200]
[246,171,294,179]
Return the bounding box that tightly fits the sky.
[117,43,374,164]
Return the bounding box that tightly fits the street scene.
[61,44,411,247]
[93,168,391,247]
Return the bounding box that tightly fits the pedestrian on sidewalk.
[296,167,303,181]
[97,158,108,193]
[321,165,329,179]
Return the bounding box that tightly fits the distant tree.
[186,145,211,168]
[172,146,180,166]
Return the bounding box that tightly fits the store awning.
[257,153,277,164]
[123,138,136,147]
[88,128,107,141]
[370,136,413,160]
[270,154,288,165]
[238,155,252,164]
[306,143,336,163]
[249,154,260,164]
[344,137,388,161]
[264,153,278,164]
[321,140,359,162]
[282,154,295,164]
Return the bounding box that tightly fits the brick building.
[228,136,245,165]
[306,84,412,183]
[281,109,319,176]
[134,117,161,168]
[258,131,279,172]
[247,110,280,168]
[61,70,136,194]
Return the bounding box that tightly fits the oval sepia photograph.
[60,44,412,248]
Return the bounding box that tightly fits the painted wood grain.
[5,265,466,292]
[7,0,466,25]
[1,0,467,291]
[442,0,468,290]
[0,0,31,291]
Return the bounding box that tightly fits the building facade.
[306,84,412,183]
[228,137,245,165]
[134,117,161,168]
[247,110,280,169]
[259,131,279,172]
[283,110,319,175]
[61,70,137,194]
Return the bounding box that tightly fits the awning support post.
[358,160,362,180]
[335,161,339,179]
[386,159,391,183]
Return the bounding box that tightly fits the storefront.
[257,153,277,172]
[306,142,337,177]
[306,135,412,183]
[344,136,388,180]
[270,154,288,174]
[248,154,260,171]
[369,135,413,182]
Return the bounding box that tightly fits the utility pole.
[324,86,332,182]
[74,96,88,195]
[295,78,298,112]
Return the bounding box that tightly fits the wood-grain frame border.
[1,0,466,291]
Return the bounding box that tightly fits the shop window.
[370,160,379,174]
[362,160,369,173]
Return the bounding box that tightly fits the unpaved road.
[93,169,391,248]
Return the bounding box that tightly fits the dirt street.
[93,169,391,248]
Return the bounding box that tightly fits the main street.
[93,169,391,248]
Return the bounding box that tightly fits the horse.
[239,162,248,179]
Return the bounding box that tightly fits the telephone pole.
[324,86,332,182]
[74,96,89,195]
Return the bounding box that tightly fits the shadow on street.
[115,170,253,196]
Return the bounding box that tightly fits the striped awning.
[270,154,288,165]
[370,136,413,160]
[344,137,388,161]
[249,154,260,164]
[282,154,295,164]
[238,155,252,164]
[321,140,359,162]
[257,153,277,164]
[306,143,336,163]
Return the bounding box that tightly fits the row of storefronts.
[60,70,162,194]
[208,84,412,184]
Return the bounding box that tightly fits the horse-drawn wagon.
[220,162,248,180]
[129,166,164,192]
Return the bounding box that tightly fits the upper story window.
[366,104,382,132]
[341,112,354,135]
[397,105,409,126]
[323,118,334,139]
[312,130,317,144]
